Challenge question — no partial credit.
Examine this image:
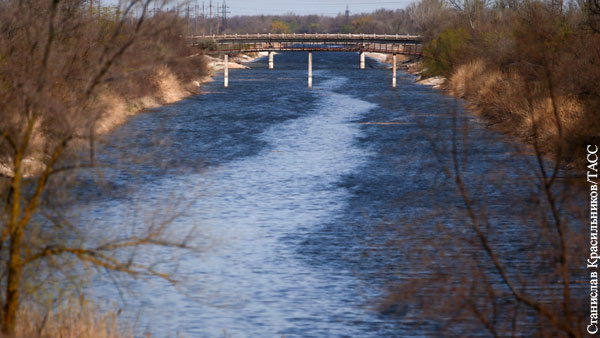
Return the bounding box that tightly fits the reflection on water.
[78,52,580,337]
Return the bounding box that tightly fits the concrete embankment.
[204,52,269,71]
[364,52,446,89]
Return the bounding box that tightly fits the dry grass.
[0,55,208,177]
[13,302,131,338]
[94,63,204,136]
[153,66,189,104]
[0,2,210,333]
[415,0,600,168]
[0,0,211,178]
[447,60,587,162]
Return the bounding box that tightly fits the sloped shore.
[0,53,260,177]
[367,50,587,167]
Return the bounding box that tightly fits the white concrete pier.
[360,51,365,69]
[308,51,313,88]
[392,54,397,88]
[268,51,274,69]
[224,54,229,88]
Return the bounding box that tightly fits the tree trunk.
[3,236,23,335]
[2,150,24,336]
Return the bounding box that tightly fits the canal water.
[78,52,580,337]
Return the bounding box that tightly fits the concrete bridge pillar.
[308,51,313,88]
[224,54,229,88]
[360,51,365,69]
[268,51,274,69]
[392,54,397,88]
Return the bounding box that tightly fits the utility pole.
[209,0,212,35]
[345,4,350,22]
[194,0,199,35]
[186,2,190,35]
[222,0,229,31]
[216,3,220,35]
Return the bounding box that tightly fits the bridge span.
[192,33,423,88]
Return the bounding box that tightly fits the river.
[78,51,583,337]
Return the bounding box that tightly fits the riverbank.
[93,52,268,135]
[0,61,210,177]
[74,51,581,337]
[418,59,587,168]
[410,0,599,170]
[93,52,264,135]
[364,52,445,89]
[96,53,261,135]
[372,51,588,169]
[0,49,261,336]
[15,301,131,338]
[0,52,260,178]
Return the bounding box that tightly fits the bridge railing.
[196,33,422,88]
[189,33,423,56]
[190,33,422,41]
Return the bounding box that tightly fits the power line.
[222,0,230,30]
[216,2,220,34]
[345,4,350,21]
[218,1,412,18]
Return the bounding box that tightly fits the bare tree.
[0,0,205,335]
[376,89,587,335]
[377,39,587,337]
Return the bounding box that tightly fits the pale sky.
[104,0,415,17]
[220,0,414,16]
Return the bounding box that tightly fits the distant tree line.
[209,7,426,35]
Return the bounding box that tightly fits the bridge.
[192,33,423,88]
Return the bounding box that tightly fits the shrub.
[422,27,471,77]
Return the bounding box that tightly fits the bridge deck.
[193,33,423,55]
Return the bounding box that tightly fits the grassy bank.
[0,1,211,177]
[416,0,600,168]
[446,59,588,165]
[14,301,130,338]
[0,1,213,335]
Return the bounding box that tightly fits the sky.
[103,0,416,17]
[103,0,415,17]
[219,0,414,16]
